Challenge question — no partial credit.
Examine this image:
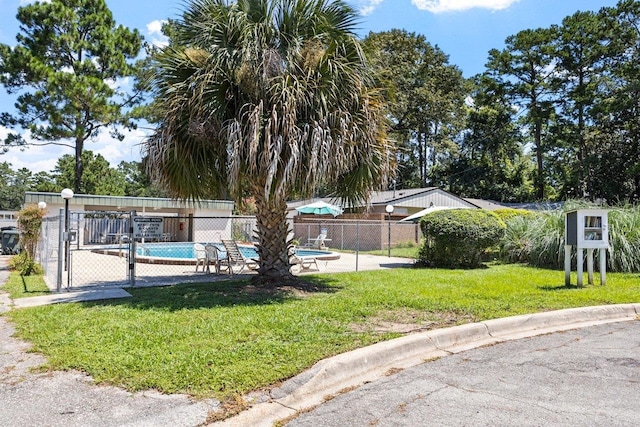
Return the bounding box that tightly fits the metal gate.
[57,210,134,290]
[52,211,236,290]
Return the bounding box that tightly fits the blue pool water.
[135,242,328,260]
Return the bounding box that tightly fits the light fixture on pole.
[385,204,394,258]
[37,201,47,210]
[61,189,74,279]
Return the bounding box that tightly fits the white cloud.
[105,76,130,91]
[147,20,165,36]
[6,153,60,174]
[411,0,520,13]
[358,0,385,16]
[0,125,145,174]
[93,127,147,167]
[1,126,73,173]
[147,20,169,48]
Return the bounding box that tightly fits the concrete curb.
[484,304,640,340]
[217,303,640,427]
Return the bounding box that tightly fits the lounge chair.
[289,249,319,272]
[221,239,259,273]
[303,233,331,249]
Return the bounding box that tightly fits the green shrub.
[11,205,46,276]
[419,209,506,268]
[8,252,44,276]
[17,205,45,259]
[492,208,532,222]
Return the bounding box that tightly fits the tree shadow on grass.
[538,283,584,291]
[82,275,343,311]
[19,276,49,295]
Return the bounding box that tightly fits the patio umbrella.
[296,201,343,217]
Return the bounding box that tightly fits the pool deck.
[43,248,415,293]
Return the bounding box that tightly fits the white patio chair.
[194,243,207,272]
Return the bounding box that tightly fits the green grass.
[344,246,420,258]
[4,265,640,401]
[2,273,51,298]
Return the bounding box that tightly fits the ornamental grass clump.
[419,209,506,268]
[500,204,640,272]
[607,206,640,272]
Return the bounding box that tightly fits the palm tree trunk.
[252,194,295,285]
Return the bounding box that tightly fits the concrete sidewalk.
[0,257,10,314]
[11,288,132,308]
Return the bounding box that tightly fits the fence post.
[75,212,81,250]
[56,208,64,292]
[355,220,359,272]
[129,211,136,287]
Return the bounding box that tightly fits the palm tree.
[145,0,392,285]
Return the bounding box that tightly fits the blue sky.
[0,0,620,174]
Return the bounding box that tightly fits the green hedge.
[492,208,532,222]
[419,209,506,269]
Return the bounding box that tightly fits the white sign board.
[133,217,163,240]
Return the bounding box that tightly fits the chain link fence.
[35,211,420,291]
[35,214,61,288]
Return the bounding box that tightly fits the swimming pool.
[94,242,340,264]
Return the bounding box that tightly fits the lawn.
[4,264,640,402]
[354,245,420,259]
[2,271,50,298]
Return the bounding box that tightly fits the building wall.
[0,211,18,229]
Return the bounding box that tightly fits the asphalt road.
[287,320,640,427]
